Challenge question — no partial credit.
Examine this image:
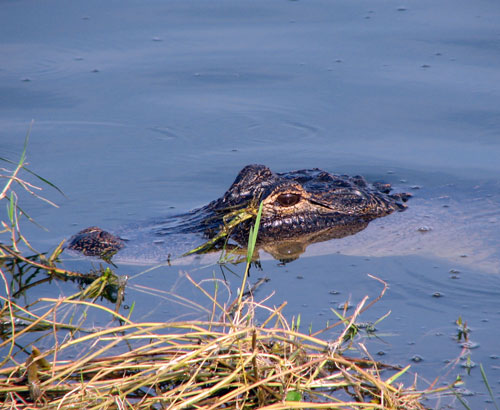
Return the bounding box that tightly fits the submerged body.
[68,164,410,262]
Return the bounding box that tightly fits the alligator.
[67,164,410,263]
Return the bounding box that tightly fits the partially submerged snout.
[221,165,410,241]
[68,164,410,261]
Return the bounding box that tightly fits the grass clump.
[0,274,431,409]
[0,125,125,309]
[0,128,448,409]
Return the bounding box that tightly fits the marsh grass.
[1,272,435,410]
[0,129,460,409]
[183,200,262,258]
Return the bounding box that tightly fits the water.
[1,0,500,407]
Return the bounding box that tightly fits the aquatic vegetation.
[455,316,470,342]
[0,125,124,306]
[0,130,468,409]
[1,275,436,409]
[183,200,262,257]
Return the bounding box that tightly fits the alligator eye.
[276,193,301,207]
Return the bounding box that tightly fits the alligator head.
[206,164,409,244]
[68,164,410,262]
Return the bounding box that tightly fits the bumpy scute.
[68,164,410,259]
[68,226,124,257]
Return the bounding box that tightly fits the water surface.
[1,0,500,407]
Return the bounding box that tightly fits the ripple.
[283,120,320,139]
[0,44,91,80]
[148,126,185,141]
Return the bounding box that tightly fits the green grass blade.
[21,166,66,197]
[373,310,391,327]
[0,121,64,198]
[286,390,302,401]
[18,120,33,167]
[385,364,410,385]
[330,308,348,324]
[480,363,500,410]
[453,390,472,410]
[15,203,48,230]
[0,156,17,165]
[237,202,264,307]
[8,192,15,224]
[246,201,263,263]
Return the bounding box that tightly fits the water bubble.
[411,355,423,362]
[455,388,475,396]
[460,359,476,369]
[461,341,480,349]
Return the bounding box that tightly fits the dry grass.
[0,271,433,410]
[0,128,446,409]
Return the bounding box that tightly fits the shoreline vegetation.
[0,131,460,409]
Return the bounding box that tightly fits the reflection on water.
[64,168,500,277]
[66,164,411,266]
[1,0,500,407]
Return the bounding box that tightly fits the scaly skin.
[68,164,410,260]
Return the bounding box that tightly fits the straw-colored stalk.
[0,272,435,410]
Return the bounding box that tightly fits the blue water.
[2,0,500,407]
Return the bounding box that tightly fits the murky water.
[2,0,500,407]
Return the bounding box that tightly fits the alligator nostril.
[276,193,301,207]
